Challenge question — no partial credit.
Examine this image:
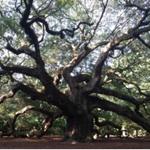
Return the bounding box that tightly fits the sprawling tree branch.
[0,64,38,78]
[63,42,107,92]
[93,87,142,105]
[19,0,45,69]
[0,81,46,104]
[11,105,62,135]
[16,83,46,100]
[87,95,150,133]
[87,0,108,44]
[83,24,150,93]
[5,43,36,59]
[105,69,150,97]
[28,17,93,39]
[17,81,77,117]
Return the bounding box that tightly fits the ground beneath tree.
[0,136,150,149]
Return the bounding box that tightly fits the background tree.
[0,0,150,141]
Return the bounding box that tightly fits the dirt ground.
[0,136,150,149]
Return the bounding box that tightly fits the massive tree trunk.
[62,91,93,141]
[64,113,93,141]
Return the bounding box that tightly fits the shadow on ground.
[0,136,150,149]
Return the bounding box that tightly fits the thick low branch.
[0,64,38,78]
[12,105,62,135]
[87,95,150,133]
[16,82,77,117]
[16,83,46,100]
[94,87,142,105]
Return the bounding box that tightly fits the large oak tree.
[0,0,150,141]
